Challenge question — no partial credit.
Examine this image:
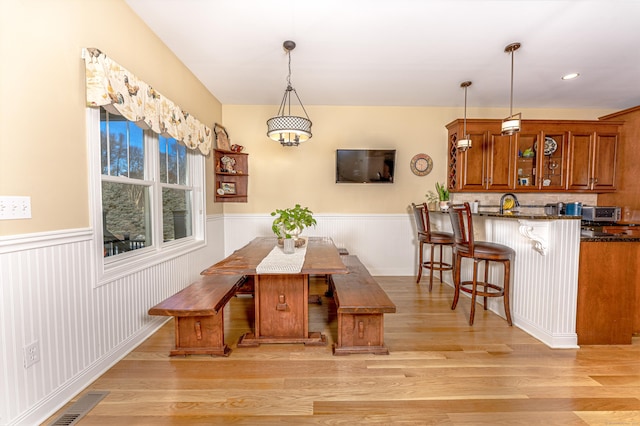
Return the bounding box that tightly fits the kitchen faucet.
[499,193,520,214]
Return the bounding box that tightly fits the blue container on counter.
[565,202,582,216]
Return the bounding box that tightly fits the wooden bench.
[148,275,247,357]
[330,255,396,355]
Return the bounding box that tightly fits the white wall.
[223,213,418,275]
[0,216,225,426]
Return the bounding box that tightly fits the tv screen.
[336,149,396,183]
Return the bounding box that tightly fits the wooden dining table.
[201,237,348,346]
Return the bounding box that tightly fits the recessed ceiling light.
[562,73,580,80]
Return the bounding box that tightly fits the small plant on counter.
[425,190,439,211]
[435,182,450,201]
[426,190,439,204]
[271,204,317,239]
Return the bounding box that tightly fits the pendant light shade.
[266,40,312,147]
[457,81,472,151]
[501,42,522,136]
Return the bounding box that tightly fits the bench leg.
[333,313,389,355]
[171,313,230,357]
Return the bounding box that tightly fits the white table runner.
[255,239,308,274]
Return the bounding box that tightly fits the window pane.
[159,136,168,183]
[128,124,144,179]
[178,143,188,185]
[162,187,192,242]
[159,136,188,185]
[100,108,144,179]
[102,181,151,257]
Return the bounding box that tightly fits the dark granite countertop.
[429,209,579,221]
[429,208,640,242]
[581,235,640,242]
[475,210,580,220]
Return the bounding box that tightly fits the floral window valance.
[82,47,212,155]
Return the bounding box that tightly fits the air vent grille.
[49,391,109,426]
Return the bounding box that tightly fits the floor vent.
[49,391,109,426]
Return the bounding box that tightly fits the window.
[159,135,193,242]
[101,110,151,256]
[89,107,205,282]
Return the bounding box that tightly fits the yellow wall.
[0,0,617,234]
[0,0,222,237]
[221,105,615,214]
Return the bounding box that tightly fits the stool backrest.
[411,202,431,238]
[449,202,475,255]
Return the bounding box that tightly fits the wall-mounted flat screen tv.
[336,149,396,183]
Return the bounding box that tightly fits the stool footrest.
[459,281,505,298]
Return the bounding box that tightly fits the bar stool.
[448,202,514,326]
[411,203,454,291]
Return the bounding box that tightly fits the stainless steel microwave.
[581,206,621,222]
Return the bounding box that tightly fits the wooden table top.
[201,237,349,276]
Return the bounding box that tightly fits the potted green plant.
[271,204,317,244]
[425,190,439,211]
[435,182,450,210]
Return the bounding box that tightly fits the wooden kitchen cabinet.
[577,241,640,344]
[515,123,567,191]
[214,149,248,203]
[447,118,620,193]
[447,119,515,191]
[567,127,619,192]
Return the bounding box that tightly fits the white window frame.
[87,108,206,286]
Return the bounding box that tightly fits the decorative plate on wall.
[410,153,433,176]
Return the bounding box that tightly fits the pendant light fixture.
[501,42,522,135]
[266,40,312,147]
[457,81,472,151]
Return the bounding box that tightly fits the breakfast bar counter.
[429,210,582,348]
[431,208,640,347]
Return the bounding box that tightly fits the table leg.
[237,274,326,347]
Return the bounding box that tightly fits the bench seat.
[331,255,396,355]
[148,274,246,356]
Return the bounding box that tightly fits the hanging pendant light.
[457,81,473,151]
[501,42,522,135]
[266,40,312,147]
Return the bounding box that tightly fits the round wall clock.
[410,153,433,176]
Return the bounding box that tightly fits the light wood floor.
[46,276,640,425]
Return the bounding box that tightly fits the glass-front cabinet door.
[515,130,539,189]
[539,132,566,190]
[516,126,566,190]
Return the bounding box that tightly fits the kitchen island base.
[430,210,581,348]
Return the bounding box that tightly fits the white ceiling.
[125,0,640,110]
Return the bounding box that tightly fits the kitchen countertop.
[581,221,640,242]
[429,208,640,241]
[581,235,640,242]
[429,208,579,221]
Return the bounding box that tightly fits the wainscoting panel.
[223,213,418,276]
[0,215,225,426]
[430,212,580,348]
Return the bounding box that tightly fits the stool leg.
[428,243,435,291]
[503,259,513,326]
[438,244,444,285]
[469,259,480,326]
[451,254,461,310]
[417,241,424,284]
[483,260,489,311]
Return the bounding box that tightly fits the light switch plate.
[0,196,32,220]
